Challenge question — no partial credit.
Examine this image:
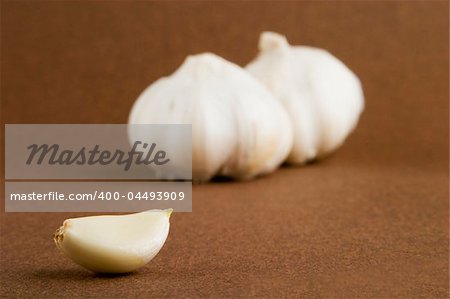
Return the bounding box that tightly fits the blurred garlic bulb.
[129,53,293,182]
[246,32,364,164]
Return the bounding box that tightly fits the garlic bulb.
[129,53,293,182]
[246,32,364,164]
[54,209,172,273]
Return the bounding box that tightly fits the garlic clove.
[54,209,172,273]
[246,32,364,164]
[129,53,293,182]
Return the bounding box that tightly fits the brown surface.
[1,1,449,298]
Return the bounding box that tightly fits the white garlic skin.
[246,32,364,164]
[54,209,172,273]
[129,53,293,182]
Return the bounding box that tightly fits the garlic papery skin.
[54,209,172,273]
[128,53,293,182]
[246,32,364,164]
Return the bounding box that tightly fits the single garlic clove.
[54,209,172,273]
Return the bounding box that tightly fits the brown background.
[1,1,449,298]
